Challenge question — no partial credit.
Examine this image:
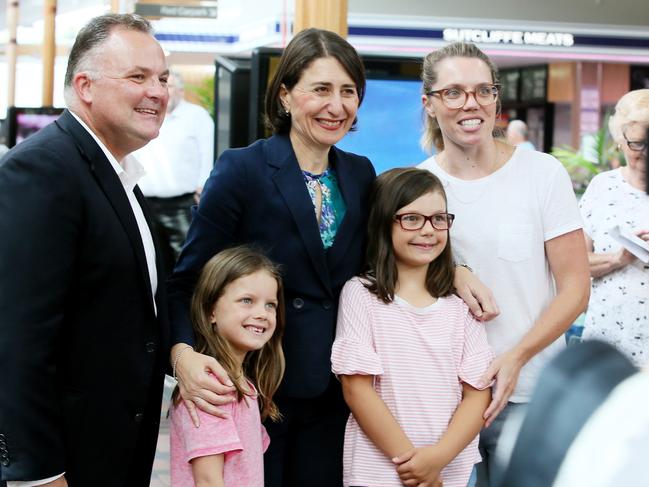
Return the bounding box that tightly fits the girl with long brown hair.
[170,246,285,486]
[332,168,494,487]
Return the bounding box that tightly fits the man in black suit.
[0,14,170,486]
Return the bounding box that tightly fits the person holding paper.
[579,88,649,367]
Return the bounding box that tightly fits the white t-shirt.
[418,147,582,401]
[134,100,214,197]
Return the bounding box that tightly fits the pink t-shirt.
[331,277,494,487]
[170,387,270,487]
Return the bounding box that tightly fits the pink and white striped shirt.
[331,277,494,487]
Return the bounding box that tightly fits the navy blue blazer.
[168,134,376,398]
[0,110,168,484]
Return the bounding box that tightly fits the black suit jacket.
[168,134,376,398]
[0,110,169,485]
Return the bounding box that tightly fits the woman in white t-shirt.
[417,41,591,486]
[579,89,649,366]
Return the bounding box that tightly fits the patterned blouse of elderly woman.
[578,88,649,367]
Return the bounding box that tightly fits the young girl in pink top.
[170,246,285,486]
[331,168,494,487]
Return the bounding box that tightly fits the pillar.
[6,0,19,107]
[42,0,56,106]
[294,0,348,37]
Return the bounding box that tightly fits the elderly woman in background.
[579,89,649,367]
[167,28,376,486]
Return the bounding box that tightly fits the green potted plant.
[187,76,215,119]
[551,116,622,195]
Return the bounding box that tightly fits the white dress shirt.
[71,111,158,306]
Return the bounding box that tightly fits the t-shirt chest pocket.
[497,223,534,262]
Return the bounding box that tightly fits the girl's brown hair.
[174,246,285,421]
[363,168,455,303]
[421,42,501,153]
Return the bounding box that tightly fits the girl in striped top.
[332,168,494,487]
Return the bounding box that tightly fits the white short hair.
[508,119,528,138]
[608,89,649,144]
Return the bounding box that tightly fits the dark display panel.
[6,106,64,148]
[520,66,548,102]
[499,69,520,103]
[631,65,649,90]
[214,56,251,157]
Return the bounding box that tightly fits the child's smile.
[392,191,449,269]
[210,270,279,365]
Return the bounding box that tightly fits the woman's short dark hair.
[363,167,455,303]
[265,28,366,134]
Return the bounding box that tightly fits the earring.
[285,107,290,116]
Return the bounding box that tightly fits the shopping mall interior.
[2,0,649,162]
[1,1,648,486]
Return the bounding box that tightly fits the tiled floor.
[149,376,174,486]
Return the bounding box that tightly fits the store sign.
[580,87,601,135]
[443,28,574,47]
[134,3,217,19]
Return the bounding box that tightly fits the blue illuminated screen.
[336,78,431,174]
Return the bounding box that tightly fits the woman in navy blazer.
[168,28,376,486]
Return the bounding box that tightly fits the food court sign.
[443,28,574,47]
[134,3,218,19]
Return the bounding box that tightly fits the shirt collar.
[70,110,146,192]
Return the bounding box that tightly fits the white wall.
[0,57,67,117]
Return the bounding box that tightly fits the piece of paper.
[609,226,649,263]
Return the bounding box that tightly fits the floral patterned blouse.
[579,168,649,366]
[302,167,346,249]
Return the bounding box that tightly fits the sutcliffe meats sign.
[443,28,574,47]
[135,3,218,19]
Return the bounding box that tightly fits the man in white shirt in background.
[506,119,536,151]
[134,70,214,275]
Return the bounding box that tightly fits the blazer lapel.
[134,185,162,313]
[267,135,332,293]
[57,111,156,314]
[327,147,361,268]
[135,183,170,347]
